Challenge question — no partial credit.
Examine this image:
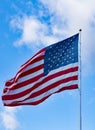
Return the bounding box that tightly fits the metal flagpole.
[79,29,82,130]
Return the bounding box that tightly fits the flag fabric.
[2,34,79,106]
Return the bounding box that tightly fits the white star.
[72,53,74,55]
[72,47,74,49]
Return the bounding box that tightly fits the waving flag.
[2,34,79,106]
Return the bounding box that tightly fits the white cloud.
[40,0,95,35]
[1,107,19,130]
[10,15,58,47]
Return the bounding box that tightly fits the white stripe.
[5,67,43,91]
[4,70,78,96]
[30,51,45,61]
[29,71,78,94]
[3,80,78,105]
[48,62,78,76]
[17,59,44,83]
[16,62,78,87]
[4,70,44,95]
[6,62,78,90]
[21,51,45,69]
[22,59,44,72]
[17,68,43,83]
[15,52,45,81]
[4,63,78,95]
[4,64,78,96]
[4,69,43,91]
[21,81,78,103]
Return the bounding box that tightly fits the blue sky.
[0,0,95,130]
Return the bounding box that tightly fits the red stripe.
[5,78,15,86]
[11,66,78,91]
[18,64,44,78]
[57,84,78,92]
[3,84,78,106]
[9,73,43,90]
[2,75,78,100]
[3,95,50,106]
[21,48,45,68]
[15,55,44,77]
[3,67,78,99]
[3,66,78,95]
[22,75,78,100]
[30,84,78,105]
[25,55,44,66]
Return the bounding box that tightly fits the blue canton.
[44,34,79,76]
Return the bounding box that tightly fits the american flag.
[2,34,79,106]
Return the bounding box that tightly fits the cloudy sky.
[0,0,95,130]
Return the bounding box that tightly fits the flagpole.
[79,29,82,130]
